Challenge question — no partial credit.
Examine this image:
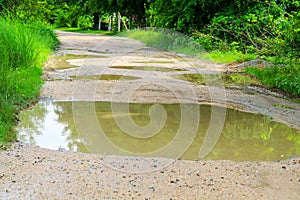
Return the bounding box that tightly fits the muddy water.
[45,54,107,70]
[16,102,300,161]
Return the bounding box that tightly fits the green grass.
[120,29,203,55]
[121,29,257,63]
[109,28,298,97]
[56,27,117,35]
[0,17,59,143]
[246,63,300,96]
[198,51,257,64]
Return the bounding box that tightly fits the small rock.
[282,166,287,170]
[148,186,155,191]
[170,179,179,184]
[130,181,136,187]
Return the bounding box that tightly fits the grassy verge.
[55,27,117,35]
[0,17,59,143]
[202,51,256,64]
[121,29,300,97]
[120,29,203,55]
[246,63,300,97]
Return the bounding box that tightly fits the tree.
[88,0,148,27]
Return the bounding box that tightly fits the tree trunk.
[108,16,112,31]
[98,14,101,30]
[118,12,121,32]
[118,12,128,31]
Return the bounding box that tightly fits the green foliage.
[54,2,89,28]
[147,0,230,34]
[0,0,92,29]
[88,0,148,26]
[0,17,59,142]
[201,1,299,57]
[246,64,300,96]
[78,15,94,29]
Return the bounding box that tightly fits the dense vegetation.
[0,17,59,143]
[0,0,299,142]
[3,0,297,95]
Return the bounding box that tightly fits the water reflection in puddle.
[16,102,300,161]
[45,54,107,70]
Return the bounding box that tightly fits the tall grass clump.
[0,17,59,143]
[121,28,204,55]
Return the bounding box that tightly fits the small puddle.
[45,54,107,70]
[16,102,300,161]
[69,75,140,80]
[110,66,186,72]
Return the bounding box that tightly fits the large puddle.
[16,102,300,161]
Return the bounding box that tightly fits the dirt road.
[0,31,299,199]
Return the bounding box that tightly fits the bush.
[0,17,59,142]
[78,15,94,29]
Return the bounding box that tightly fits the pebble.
[129,181,136,187]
